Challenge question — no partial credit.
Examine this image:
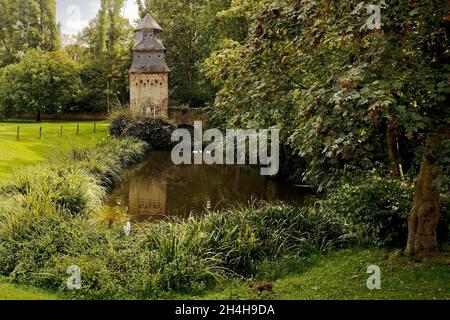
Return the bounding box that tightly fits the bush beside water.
[109,111,176,150]
[0,202,351,299]
[318,175,449,247]
[319,176,413,246]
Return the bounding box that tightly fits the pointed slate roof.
[135,13,163,31]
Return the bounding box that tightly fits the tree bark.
[406,126,449,257]
[36,110,41,122]
[405,160,440,257]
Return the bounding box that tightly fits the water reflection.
[107,151,312,222]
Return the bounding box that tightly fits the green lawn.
[0,277,60,300]
[178,248,450,300]
[0,120,109,182]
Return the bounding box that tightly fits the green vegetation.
[109,111,176,150]
[2,153,447,299]
[0,51,81,121]
[0,194,349,299]
[189,248,450,300]
[2,246,449,300]
[0,0,60,67]
[0,277,60,300]
[0,121,109,182]
[136,0,242,107]
[203,0,449,257]
[0,0,448,301]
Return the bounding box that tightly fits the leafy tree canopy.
[0,50,81,120]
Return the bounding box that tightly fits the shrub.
[109,110,176,150]
[318,175,413,246]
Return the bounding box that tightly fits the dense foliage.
[203,0,449,256]
[109,111,176,150]
[0,175,352,298]
[319,175,413,246]
[0,137,447,298]
[65,0,134,113]
[0,50,81,120]
[0,0,60,66]
[204,0,449,186]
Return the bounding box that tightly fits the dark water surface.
[107,151,312,222]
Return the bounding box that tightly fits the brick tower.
[129,13,169,118]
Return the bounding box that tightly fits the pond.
[106,151,313,222]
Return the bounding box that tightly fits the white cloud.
[57,0,140,35]
[124,0,140,25]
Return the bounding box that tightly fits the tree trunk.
[406,125,450,257]
[36,110,41,122]
[405,160,441,257]
[386,124,401,176]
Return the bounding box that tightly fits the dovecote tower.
[129,13,169,118]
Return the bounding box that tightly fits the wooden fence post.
[60,125,63,136]
[16,126,20,140]
[94,122,96,133]
[39,127,42,139]
[76,123,80,135]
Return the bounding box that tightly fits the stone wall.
[129,73,169,118]
[168,108,210,127]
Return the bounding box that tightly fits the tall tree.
[0,50,81,121]
[0,0,60,66]
[68,0,133,113]
[204,0,449,257]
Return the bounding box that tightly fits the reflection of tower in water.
[106,151,311,222]
[128,175,167,218]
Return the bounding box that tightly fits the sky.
[56,0,140,35]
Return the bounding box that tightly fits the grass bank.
[190,248,450,300]
[2,247,448,300]
[0,121,109,182]
[0,276,60,300]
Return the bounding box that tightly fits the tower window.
[145,107,156,118]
